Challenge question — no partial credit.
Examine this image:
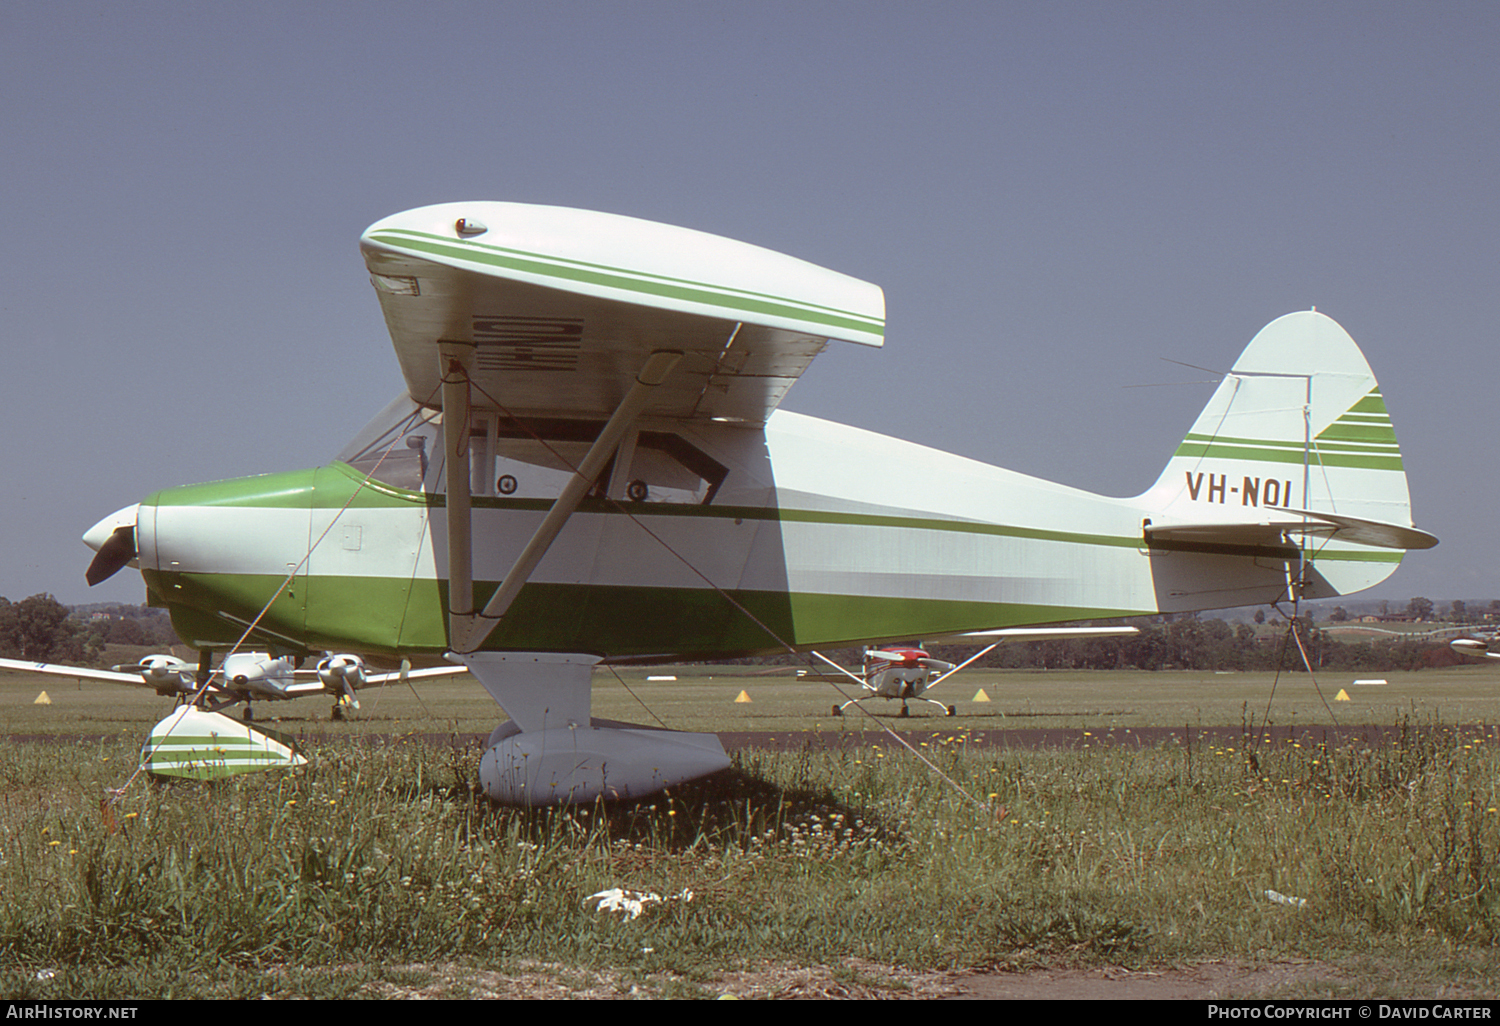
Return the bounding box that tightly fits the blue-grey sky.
[3,1,1495,610]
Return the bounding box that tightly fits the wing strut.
[440,344,684,654]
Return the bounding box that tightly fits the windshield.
[334,394,441,491]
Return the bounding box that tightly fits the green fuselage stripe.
[147,564,1391,661]
[150,463,1147,550]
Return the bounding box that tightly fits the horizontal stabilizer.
[1278,509,1438,550]
[1146,510,1438,553]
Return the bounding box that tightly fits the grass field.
[6,662,1500,998]
[6,662,1500,737]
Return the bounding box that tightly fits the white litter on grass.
[589,888,660,919]
[1265,889,1308,909]
[35,969,56,981]
[587,887,694,920]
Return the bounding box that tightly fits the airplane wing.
[0,657,155,687]
[360,202,885,426]
[282,664,471,698]
[362,665,471,687]
[923,626,1141,644]
[0,656,470,696]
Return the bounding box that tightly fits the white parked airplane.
[59,200,1433,803]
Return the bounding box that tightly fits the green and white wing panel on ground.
[141,707,306,780]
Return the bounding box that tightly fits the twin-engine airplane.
[60,200,1434,804]
[0,650,464,717]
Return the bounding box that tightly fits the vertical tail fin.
[1143,310,1427,598]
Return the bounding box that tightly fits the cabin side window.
[469,416,727,505]
[336,399,727,502]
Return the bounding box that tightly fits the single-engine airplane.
[809,644,965,718]
[805,626,1140,718]
[848,646,963,718]
[60,200,1434,804]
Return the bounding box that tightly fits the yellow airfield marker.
[734,690,752,703]
[1335,688,1351,702]
[972,688,991,703]
[33,691,51,705]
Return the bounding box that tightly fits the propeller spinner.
[83,506,139,586]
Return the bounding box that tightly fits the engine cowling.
[118,655,195,696]
[316,653,368,691]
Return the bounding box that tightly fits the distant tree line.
[917,616,1464,674]
[0,596,179,665]
[1325,597,1500,624]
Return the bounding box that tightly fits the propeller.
[85,526,136,586]
[867,648,919,663]
[867,649,952,671]
[317,654,367,709]
[83,506,140,586]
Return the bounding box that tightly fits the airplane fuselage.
[132,404,1329,661]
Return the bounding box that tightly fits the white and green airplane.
[68,200,1434,804]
